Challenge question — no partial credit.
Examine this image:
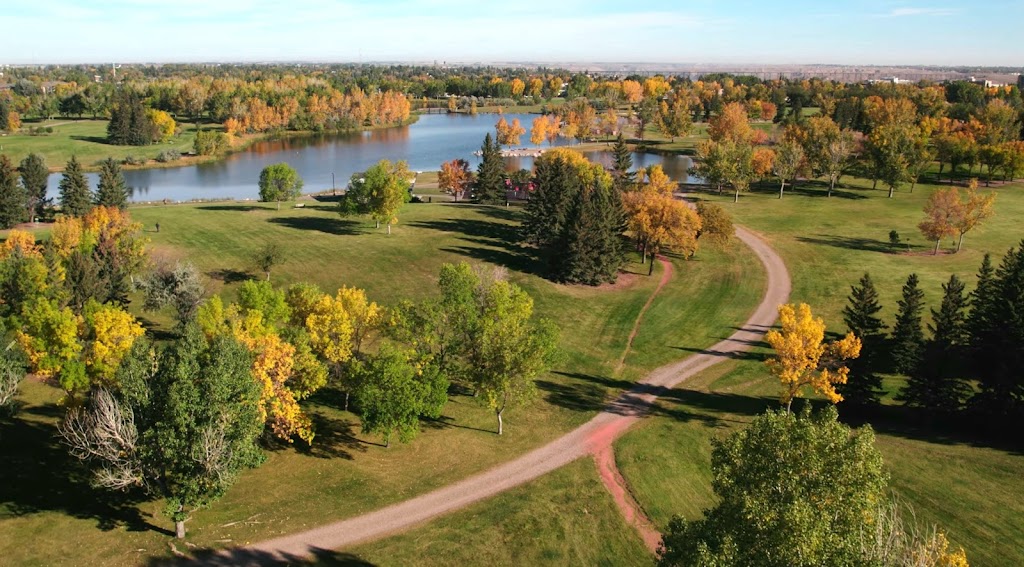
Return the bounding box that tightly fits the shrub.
[155,149,181,163]
[122,155,144,166]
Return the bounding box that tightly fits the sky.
[2,0,1021,66]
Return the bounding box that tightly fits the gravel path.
[212,225,790,565]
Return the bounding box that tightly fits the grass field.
[0,199,764,565]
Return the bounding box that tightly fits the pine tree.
[107,89,157,146]
[95,158,129,209]
[19,153,49,222]
[901,275,970,411]
[58,156,93,217]
[0,155,27,229]
[970,243,1024,421]
[890,273,925,376]
[474,133,505,204]
[839,273,885,405]
[966,253,997,355]
[522,151,579,249]
[558,181,625,284]
[610,133,635,191]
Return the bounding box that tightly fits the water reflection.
[45,113,696,203]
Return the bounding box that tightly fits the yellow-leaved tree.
[765,303,861,412]
[623,165,701,271]
[83,302,146,385]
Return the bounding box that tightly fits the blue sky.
[2,0,1020,66]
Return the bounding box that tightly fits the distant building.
[969,76,1005,88]
[866,76,910,85]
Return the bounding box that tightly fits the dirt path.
[212,226,790,565]
[593,444,662,553]
[614,256,673,375]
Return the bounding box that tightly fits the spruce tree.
[0,155,27,229]
[840,273,885,405]
[558,181,625,284]
[966,253,997,355]
[19,153,49,222]
[474,133,505,204]
[610,133,636,190]
[890,273,925,376]
[58,156,93,217]
[95,157,129,209]
[970,243,1024,420]
[522,151,579,249]
[901,275,970,411]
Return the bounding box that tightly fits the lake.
[45,113,697,203]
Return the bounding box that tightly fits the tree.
[722,140,755,203]
[919,187,961,254]
[470,280,558,434]
[193,130,228,156]
[146,109,177,142]
[474,133,505,204]
[252,242,283,281]
[60,331,265,539]
[804,116,855,197]
[869,123,917,198]
[58,156,93,217]
[438,158,473,202]
[353,345,447,447]
[495,116,525,147]
[0,345,25,415]
[656,98,692,142]
[633,97,658,142]
[772,139,804,199]
[901,275,970,412]
[840,273,886,405]
[610,133,635,191]
[138,260,206,325]
[708,101,754,144]
[19,153,49,222]
[659,406,887,567]
[258,162,303,209]
[95,158,129,209]
[953,181,995,252]
[0,155,26,229]
[624,166,701,270]
[107,89,158,146]
[340,159,411,232]
[694,201,733,245]
[765,303,861,412]
[891,274,926,375]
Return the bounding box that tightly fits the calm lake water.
[45,113,696,203]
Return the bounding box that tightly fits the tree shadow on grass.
[421,415,495,435]
[267,216,363,236]
[195,205,270,212]
[149,546,377,566]
[784,183,868,200]
[410,216,543,276]
[796,234,896,254]
[264,411,367,461]
[208,268,253,284]
[0,413,171,536]
[70,135,113,144]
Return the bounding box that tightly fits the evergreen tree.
[19,153,49,222]
[0,155,26,229]
[107,89,157,146]
[840,273,885,405]
[901,275,970,411]
[58,156,93,217]
[890,273,925,375]
[474,133,505,204]
[558,180,625,284]
[522,150,580,250]
[610,133,636,191]
[95,157,129,209]
[966,253,997,356]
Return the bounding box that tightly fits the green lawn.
[1,119,201,171]
[0,199,764,565]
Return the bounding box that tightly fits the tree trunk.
[910,178,917,193]
[779,180,785,199]
[828,177,835,198]
[175,520,186,539]
[387,222,391,235]
[265,271,270,281]
[937,163,944,183]
[385,433,391,448]
[888,186,894,199]
[344,391,350,412]
[934,239,940,255]
[496,409,503,435]
[277,200,281,210]
[872,178,878,190]
[648,256,655,276]
[734,186,739,203]
[957,233,965,252]
[375,220,380,229]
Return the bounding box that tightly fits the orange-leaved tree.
[439,159,473,202]
[918,187,962,255]
[765,303,861,412]
[623,165,701,272]
[954,179,996,252]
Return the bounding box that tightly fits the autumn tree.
[624,166,701,271]
[341,159,412,232]
[258,162,303,210]
[60,330,264,539]
[891,274,926,375]
[0,155,26,229]
[470,280,558,434]
[438,158,473,202]
[495,116,526,147]
[841,273,886,405]
[58,156,93,217]
[953,180,995,252]
[708,101,753,144]
[656,98,692,142]
[95,158,129,209]
[19,153,49,222]
[530,114,559,146]
[918,187,961,254]
[868,123,917,198]
[765,303,861,412]
[694,201,733,245]
[659,405,886,567]
[633,97,658,142]
[772,139,804,199]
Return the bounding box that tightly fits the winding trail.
[216,226,790,565]
[614,255,674,375]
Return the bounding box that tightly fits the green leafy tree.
[474,133,505,204]
[659,406,887,567]
[0,155,26,229]
[340,159,411,233]
[58,156,93,217]
[138,260,206,325]
[95,158,129,209]
[901,275,970,412]
[60,331,264,539]
[353,344,448,447]
[891,273,926,375]
[772,139,804,199]
[193,130,228,156]
[840,273,886,405]
[251,242,284,281]
[19,153,49,222]
[470,280,559,434]
[258,162,304,210]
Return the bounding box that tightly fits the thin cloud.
[881,7,959,17]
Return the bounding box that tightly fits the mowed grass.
[0,199,765,565]
[2,119,201,171]
[345,458,651,566]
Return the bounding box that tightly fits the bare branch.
[58,389,144,490]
